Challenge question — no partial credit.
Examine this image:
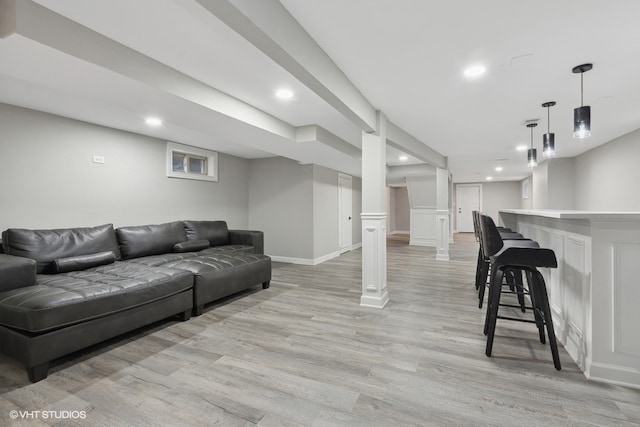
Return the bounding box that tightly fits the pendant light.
[526,122,537,168]
[542,101,556,157]
[572,63,593,139]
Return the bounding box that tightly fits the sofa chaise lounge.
[0,220,271,382]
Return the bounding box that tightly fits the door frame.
[455,184,482,232]
[338,173,353,253]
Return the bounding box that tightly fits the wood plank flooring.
[1,233,639,426]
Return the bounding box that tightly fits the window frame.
[166,142,218,182]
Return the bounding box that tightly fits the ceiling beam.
[195,0,377,133]
[0,0,296,141]
[386,120,447,169]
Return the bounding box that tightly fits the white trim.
[167,141,218,182]
[455,183,482,232]
[338,173,353,253]
[351,242,362,250]
[269,250,341,266]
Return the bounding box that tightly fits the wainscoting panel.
[409,208,436,247]
[612,243,640,357]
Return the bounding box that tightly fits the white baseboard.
[389,230,410,235]
[351,242,362,250]
[269,249,342,266]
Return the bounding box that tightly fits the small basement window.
[167,142,218,182]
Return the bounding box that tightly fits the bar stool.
[473,211,537,309]
[479,214,561,370]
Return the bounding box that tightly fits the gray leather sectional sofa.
[0,220,271,383]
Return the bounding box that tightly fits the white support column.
[360,112,389,309]
[436,167,450,261]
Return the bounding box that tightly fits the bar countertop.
[499,208,640,221]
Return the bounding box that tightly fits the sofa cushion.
[0,254,37,292]
[197,245,254,256]
[159,253,271,306]
[173,239,210,253]
[0,262,193,333]
[53,251,116,273]
[2,224,121,273]
[117,222,186,259]
[182,220,229,247]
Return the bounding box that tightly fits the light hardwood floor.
[1,234,638,426]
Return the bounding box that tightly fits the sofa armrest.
[229,230,264,254]
[0,254,37,292]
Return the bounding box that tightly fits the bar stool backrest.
[472,210,480,241]
[479,214,504,257]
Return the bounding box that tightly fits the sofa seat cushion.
[197,245,253,256]
[124,252,200,267]
[159,253,271,306]
[0,262,193,333]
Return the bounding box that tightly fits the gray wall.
[481,181,521,220]
[393,186,410,232]
[532,161,548,209]
[313,165,339,258]
[248,157,314,259]
[0,103,250,231]
[574,128,640,210]
[519,177,533,209]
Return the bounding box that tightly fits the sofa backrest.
[182,220,230,247]
[1,224,121,273]
[116,221,186,259]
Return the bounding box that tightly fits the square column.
[360,112,388,308]
[436,167,450,261]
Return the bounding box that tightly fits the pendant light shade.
[526,122,538,168]
[542,101,556,157]
[572,63,593,139]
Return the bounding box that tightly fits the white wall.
[574,128,640,210]
[0,103,250,231]
[351,176,362,246]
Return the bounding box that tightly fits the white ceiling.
[2,0,640,183]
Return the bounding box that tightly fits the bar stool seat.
[479,214,561,370]
[472,211,538,309]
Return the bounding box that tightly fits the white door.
[456,185,481,232]
[338,173,353,253]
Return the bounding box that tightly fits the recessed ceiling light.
[486,176,494,181]
[516,144,528,151]
[276,88,294,100]
[464,65,486,78]
[145,117,163,126]
[495,166,503,172]
[399,155,408,161]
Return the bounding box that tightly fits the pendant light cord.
[581,73,584,106]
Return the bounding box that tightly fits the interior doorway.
[456,184,481,232]
[338,173,353,253]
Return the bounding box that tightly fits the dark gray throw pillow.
[172,239,210,253]
[53,251,116,273]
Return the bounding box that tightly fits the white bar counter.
[499,209,640,389]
